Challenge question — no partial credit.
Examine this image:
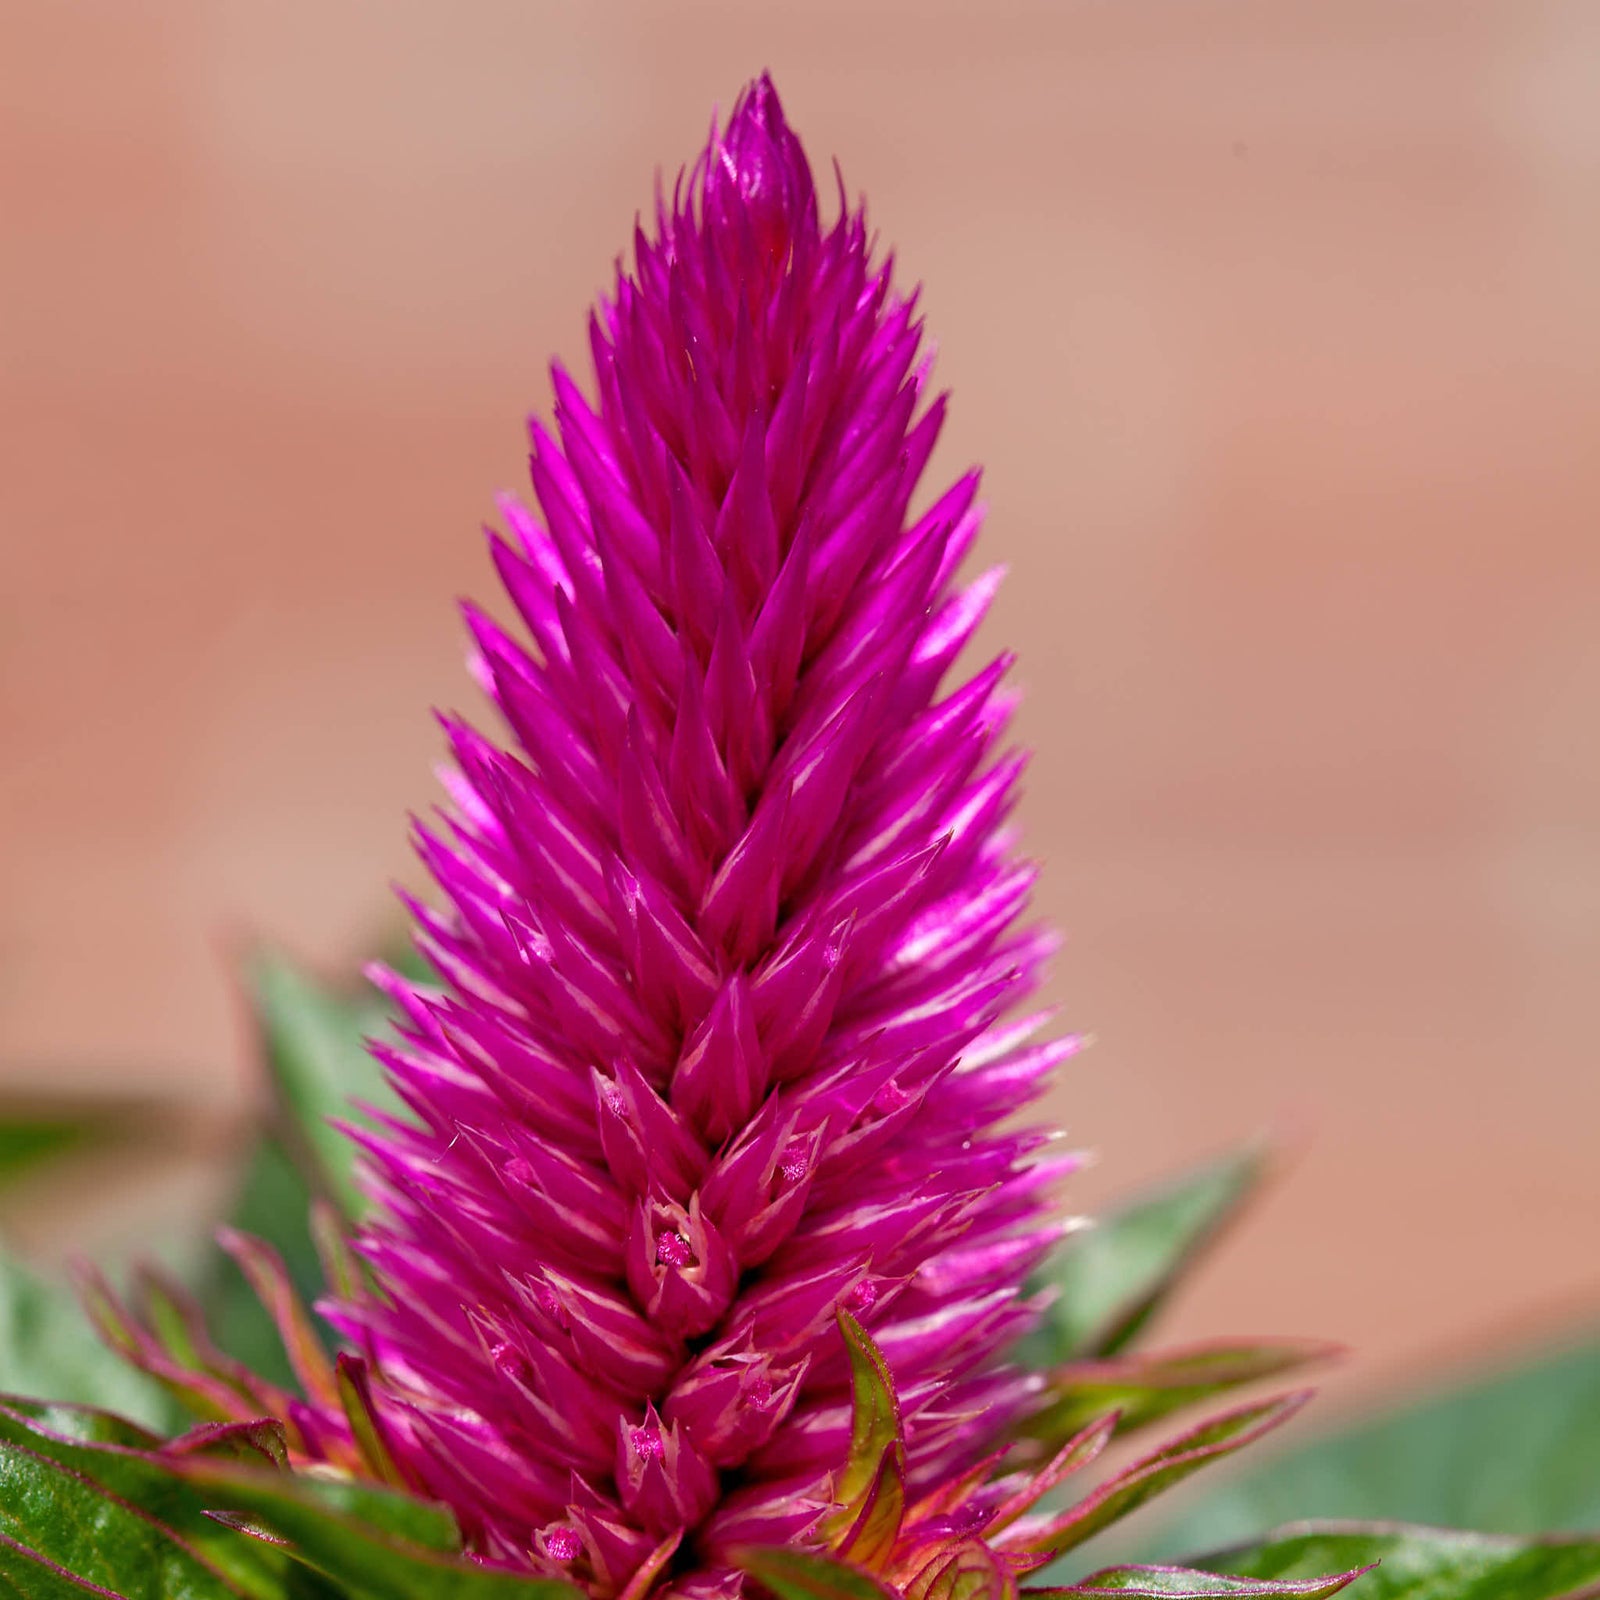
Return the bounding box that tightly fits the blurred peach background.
[2,1,1597,1413]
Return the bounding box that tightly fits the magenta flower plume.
[94,75,1096,1600]
[320,74,1077,1587]
[341,75,1076,1586]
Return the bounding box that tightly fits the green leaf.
[0,1384,581,1600]
[163,954,401,1417]
[0,1094,177,1196]
[1201,1521,1600,1599]
[0,1119,87,1189]
[334,1354,408,1488]
[0,1533,139,1599]
[0,1395,164,1449]
[1026,1342,1340,1449]
[0,1397,327,1598]
[201,1141,326,1391]
[927,1541,1018,1600]
[734,1546,899,1600]
[0,1394,551,1597]
[171,1457,458,1555]
[214,1231,339,1412]
[0,1252,173,1431]
[165,1419,290,1470]
[1031,1563,1368,1597]
[196,946,419,1391]
[0,1411,259,1598]
[1020,1149,1267,1365]
[77,1262,304,1438]
[246,951,401,1221]
[822,1312,904,1540]
[1016,1393,1313,1559]
[835,1443,907,1568]
[987,1414,1120,1537]
[174,1458,581,1600]
[1142,1333,1600,1558]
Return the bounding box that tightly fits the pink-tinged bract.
[181,76,1084,1598]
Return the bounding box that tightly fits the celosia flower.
[98,73,1112,1598]
[326,71,1077,1582]
[325,71,1085,1586]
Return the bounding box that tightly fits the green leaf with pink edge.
[0,1388,581,1599]
[0,1532,141,1600]
[1026,1562,1370,1596]
[1003,1394,1314,1560]
[74,1264,303,1442]
[0,1396,344,1598]
[0,1393,166,1449]
[163,1453,461,1557]
[1196,1521,1600,1599]
[1023,1342,1341,1451]
[0,1250,173,1431]
[163,1419,289,1470]
[925,1541,1017,1600]
[835,1442,909,1568]
[985,1415,1119,1537]
[214,1231,341,1413]
[168,1457,583,1600]
[0,1403,279,1600]
[823,1311,905,1540]
[334,1353,410,1490]
[201,1138,326,1394]
[1136,1332,1600,1558]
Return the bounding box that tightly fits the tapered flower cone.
[101,75,1086,1600]
[334,75,1077,1590]
[311,75,1079,1590]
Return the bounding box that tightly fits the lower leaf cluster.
[2,960,1596,1600]
[4,1379,1600,1600]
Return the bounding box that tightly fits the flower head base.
[96,75,1089,1599]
